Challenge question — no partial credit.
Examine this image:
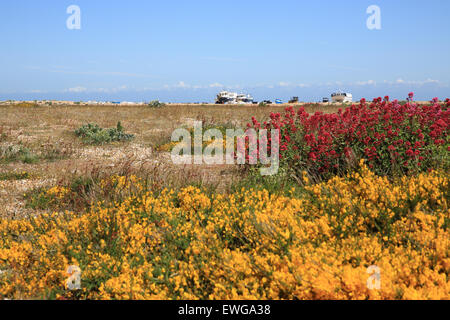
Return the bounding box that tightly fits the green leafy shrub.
[148,100,166,108]
[75,122,135,145]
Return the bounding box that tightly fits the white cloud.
[174,81,189,88]
[355,80,376,86]
[63,85,129,93]
[421,79,439,84]
[278,82,310,88]
[385,78,440,86]
[157,82,240,90]
[351,79,440,86]
[59,78,444,96]
[94,85,128,93]
[67,86,87,93]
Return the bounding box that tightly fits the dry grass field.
[0,103,339,219]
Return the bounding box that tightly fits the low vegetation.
[0,163,448,299]
[0,171,31,181]
[0,144,39,164]
[75,122,135,145]
[0,98,448,300]
[0,142,73,164]
[148,100,166,108]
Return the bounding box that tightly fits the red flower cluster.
[248,96,449,177]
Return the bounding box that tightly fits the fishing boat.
[236,94,254,104]
[331,91,353,103]
[215,91,237,104]
[216,91,254,104]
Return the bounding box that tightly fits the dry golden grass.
[0,103,339,218]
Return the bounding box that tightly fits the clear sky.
[1,0,449,102]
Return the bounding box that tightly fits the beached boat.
[216,91,254,104]
[331,91,353,103]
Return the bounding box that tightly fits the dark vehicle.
[289,97,299,103]
[323,98,330,103]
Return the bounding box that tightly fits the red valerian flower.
[246,95,449,176]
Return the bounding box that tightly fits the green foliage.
[0,142,71,164]
[231,166,307,198]
[75,122,135,145]
[70,176,95,195]
[21,153,39,164]
[0,144,39,164]
[148,100,166,108]
[25,188,54,210]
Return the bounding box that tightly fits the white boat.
[216,91,237,104]
[331,91,353,103]
[216,91,254,104]
[236,93,254,104]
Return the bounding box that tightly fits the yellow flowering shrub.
[0,164,448,300]
[45,186,71,200]
[156,141,179,152]
[26,186,73,210]
[99,174,144,199]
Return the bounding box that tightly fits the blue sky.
[0,0,449,102]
